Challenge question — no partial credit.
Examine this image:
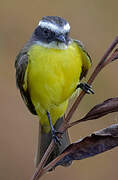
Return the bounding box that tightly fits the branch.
[31,141,55,180]
[35,95,118,178]
[31,36,118,180]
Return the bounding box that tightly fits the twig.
[31,141,55,180]
[31,36,118,180]
[37,151,69,179]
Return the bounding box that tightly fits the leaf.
[55,124,118,167]
[81,97,118,121]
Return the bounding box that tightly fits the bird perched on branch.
[15,16,92,167]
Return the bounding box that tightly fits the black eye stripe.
[34,26,69,44]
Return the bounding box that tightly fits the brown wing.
[74,39,92,80]
[15,49,37,115]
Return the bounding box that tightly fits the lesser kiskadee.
[15,16,92,167]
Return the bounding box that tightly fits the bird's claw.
[52,129,63,145]
[77,83,94,94]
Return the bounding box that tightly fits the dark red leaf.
[55,124,118,167]
[81,97,118,121]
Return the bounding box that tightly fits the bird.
[15,16,92,167]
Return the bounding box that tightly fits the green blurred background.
[1,0,118,179]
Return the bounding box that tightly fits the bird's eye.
[65,32,68,37]
[43,28,50,37]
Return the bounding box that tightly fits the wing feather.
[15,49,37,115]
[74,39,92,80]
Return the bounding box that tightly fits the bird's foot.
[77,83,94,94]
[46,111,63,145]
[52,129,63,145]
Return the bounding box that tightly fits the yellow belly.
[27,42,82,132]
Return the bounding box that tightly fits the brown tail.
[35,117,71,167]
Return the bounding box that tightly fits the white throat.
[35,40,69,50]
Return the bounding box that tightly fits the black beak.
[56,34,66,43]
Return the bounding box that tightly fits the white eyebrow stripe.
[38,21,70,33]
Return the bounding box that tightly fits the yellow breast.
[26,42,82,132]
